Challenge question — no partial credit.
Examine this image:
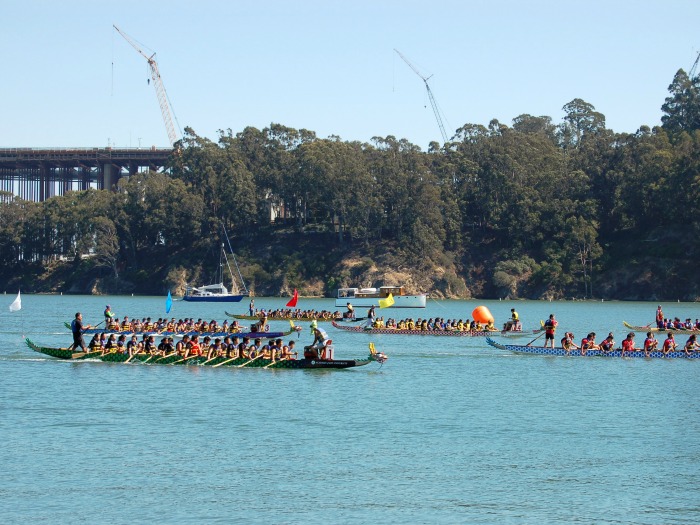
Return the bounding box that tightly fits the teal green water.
[0,295,698,524]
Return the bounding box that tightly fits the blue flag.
[165,290,173,314]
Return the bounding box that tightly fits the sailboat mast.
[219,243,225,285]
[222,225,249,295]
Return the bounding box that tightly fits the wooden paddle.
[263,357,289,369]
[200,354,222,366]
[142,353,161,364]
[171,354,202,365]
[125,352,142,363]
[237,354,263,368]
[525,331,545,347]
[212,356,238,368]
[152,352,177,364]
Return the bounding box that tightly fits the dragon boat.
[26,339,387,370]
[622,321,700,334]
[226,311,341,322]
[485,337,699,359]
[64,322,300,339]
[331,320,515,337]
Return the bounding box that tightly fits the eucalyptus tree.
[661,69,700,133]
[172,127,256,233]
[229,124,315,228]
[295,138,374,243]
[365,135,428,244]
[0,193,36,266]
[115,171,205,267]
[559,98,606,148]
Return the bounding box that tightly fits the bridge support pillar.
[103,163,115,191]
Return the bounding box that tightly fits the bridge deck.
[0,147,173,201]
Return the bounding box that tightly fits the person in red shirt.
[580,332,600,356]
[600,333,615,354]
[683,334,698,356]
[643,332,658,357]
[662,333,676,356]
[560,332,579,355]
[655,306,664,328]
[543,314,558,349]
[621,333,638,357]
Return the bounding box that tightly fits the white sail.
[9,290,21,312]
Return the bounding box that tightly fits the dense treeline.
[2,68,699,300]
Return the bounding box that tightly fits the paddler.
[345,302,355,319]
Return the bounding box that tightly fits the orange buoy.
[472,306,494,324]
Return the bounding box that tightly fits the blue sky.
[2,0,699,150]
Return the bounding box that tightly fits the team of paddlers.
[654,305,700,330]
[70,309,334,362]
[346,304,519,332]
[248,308,343,320]
[83,331,303,362]
[364,316,502,332]
[559,330,699,357]
[102,314,266,334]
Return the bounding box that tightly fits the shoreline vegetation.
[2,68,699,301]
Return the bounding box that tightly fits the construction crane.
[394,48,449,143]
[113,25,178,146]
[690,50,700,79]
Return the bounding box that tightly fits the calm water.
[0,295,698,524]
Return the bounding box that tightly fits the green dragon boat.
[623,321,700,334]
[26,339,387,370]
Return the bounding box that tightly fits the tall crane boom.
[113,25,178,146]
[690,50,700,79]
[394,48,449,144]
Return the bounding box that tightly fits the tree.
[92,216,119,278]
[560,98,606,147]
[564,216,602,298]
[661,69,700,133]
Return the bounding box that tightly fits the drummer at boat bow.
[345,302,355,319]
[504,308,521,331]
[304,328,331,359]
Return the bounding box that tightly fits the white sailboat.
[183,231,249,302]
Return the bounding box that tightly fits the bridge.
[0,147,173,202]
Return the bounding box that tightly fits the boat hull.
[183,294,246,303]
[227,312,340,322]
[486,337,699,359]
[26,339,373,369]
[623,321,700,334]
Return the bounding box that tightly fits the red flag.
[286,289,298,308]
